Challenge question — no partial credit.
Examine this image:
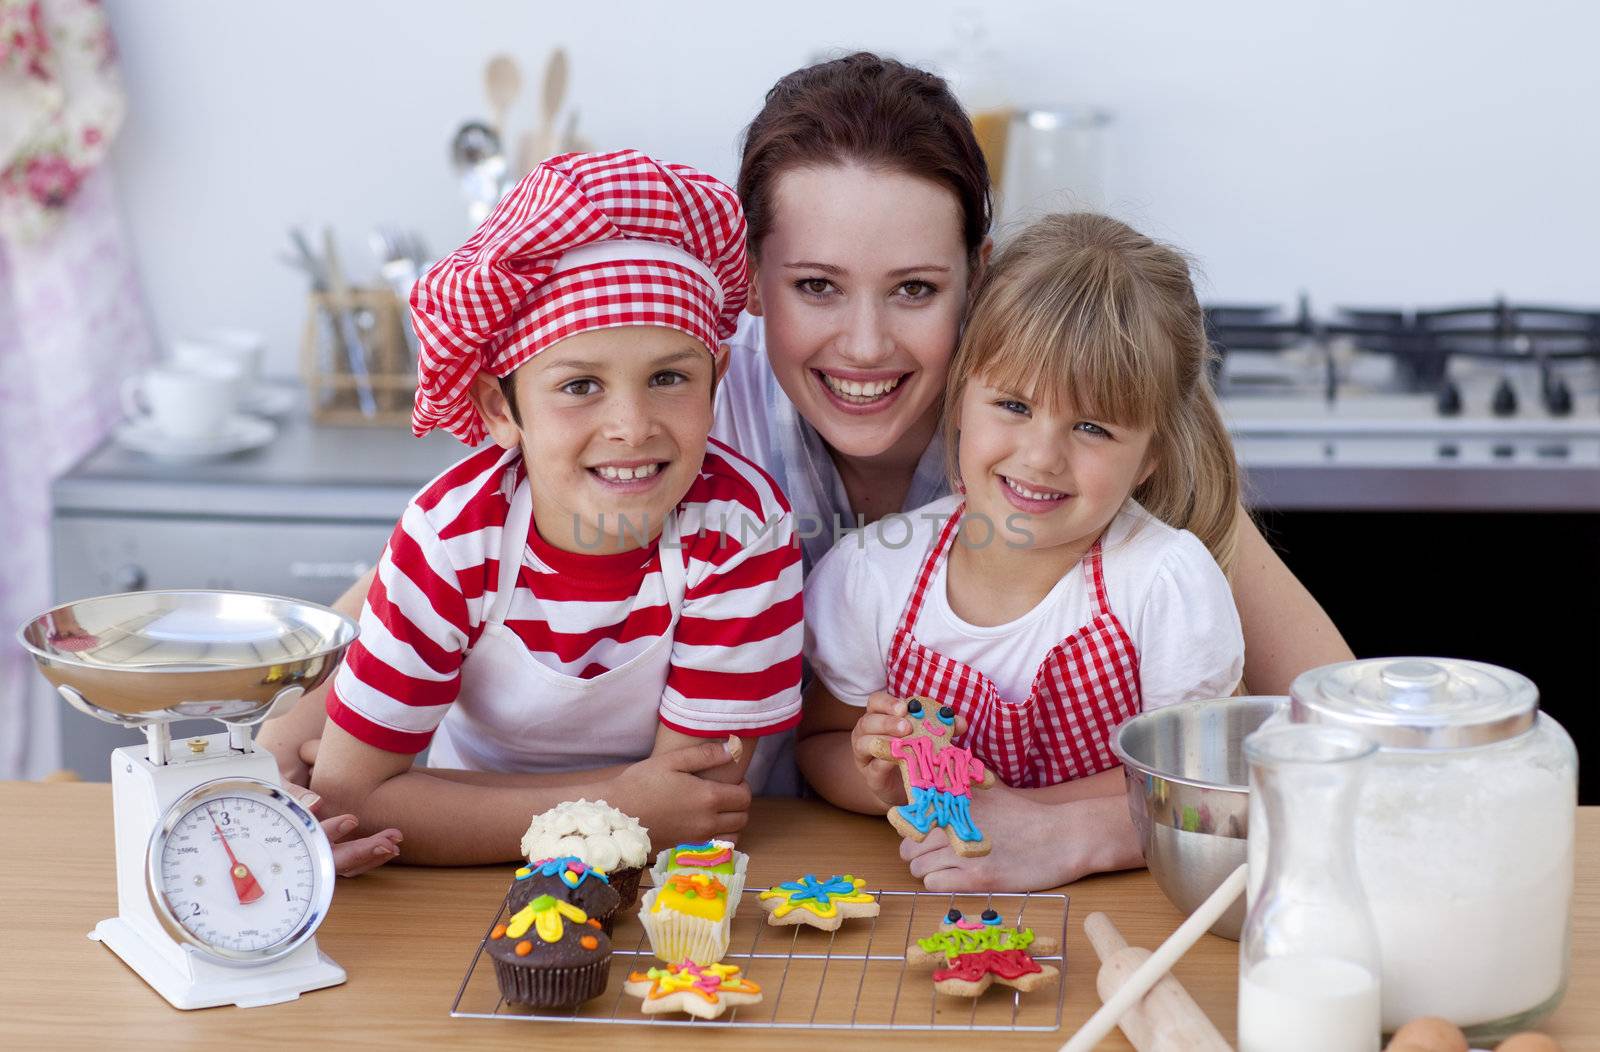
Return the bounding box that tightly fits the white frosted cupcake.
[521,799,651,908]
[639,871,733,966]
[649,840,749,915]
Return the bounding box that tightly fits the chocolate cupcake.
[520,799,651,909]
[488,894,612,1009]
[508,856,622,933]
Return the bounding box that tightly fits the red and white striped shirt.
[327,439,803,754]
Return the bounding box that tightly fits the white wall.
[105,0,1600,379]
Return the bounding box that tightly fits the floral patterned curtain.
[0,0,153,777]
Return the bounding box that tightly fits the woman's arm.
[1231,506,1353,694]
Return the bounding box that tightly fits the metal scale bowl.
[18,590,358,1010]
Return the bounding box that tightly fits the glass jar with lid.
[1280,657,1576,1042]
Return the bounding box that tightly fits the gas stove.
[1208,298,1600,503]
[1206,297,1600,509]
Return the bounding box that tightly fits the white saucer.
[241,383,298,418]
[114,414,278,459]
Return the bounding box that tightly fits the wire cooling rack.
[450,886,1069,1031]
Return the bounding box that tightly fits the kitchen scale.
[18,590,359,1010]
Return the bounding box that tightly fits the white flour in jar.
[1251,729,1574,1031]
[1354,745,1573,1030]
[1246,714,1574,1031]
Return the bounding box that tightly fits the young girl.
[798,212,1244,891]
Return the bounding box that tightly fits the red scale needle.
[207,805,264,904]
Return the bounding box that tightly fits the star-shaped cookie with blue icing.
[758,873,880,931]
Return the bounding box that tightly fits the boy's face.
[472,326,720,555]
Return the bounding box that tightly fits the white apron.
[427,473,687,772]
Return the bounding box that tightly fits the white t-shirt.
[805,494,1244,712]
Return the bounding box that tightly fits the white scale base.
[99,733,346,1010]
[91,916,345,1010]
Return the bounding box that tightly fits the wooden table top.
[4,783,1596,1050]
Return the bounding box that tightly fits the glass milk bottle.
[1239,724,1382,1052]
[1288,658,1575,1042]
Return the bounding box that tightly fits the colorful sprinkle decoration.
[516,855,610,889]
[759,874,875,918]
[629,961,761,1004]
[671,841,735,868]
[506,894,589,943]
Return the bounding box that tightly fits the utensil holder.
[299,287,415,426]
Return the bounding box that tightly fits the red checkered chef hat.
[410,149,749,443]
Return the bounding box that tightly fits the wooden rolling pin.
[1085,911,1233,1052]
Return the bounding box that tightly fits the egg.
[1496,1034,1563,1052]
[1385,1017,1467,1052]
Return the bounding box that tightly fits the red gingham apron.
[885,504,1142,788]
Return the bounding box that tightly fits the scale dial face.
[147,778,336,964]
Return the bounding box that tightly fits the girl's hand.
[898,784,1068,893]
[850,693,972,808]
[286,786,403,878]
[850,692,915,807]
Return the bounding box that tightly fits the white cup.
[121,366,240,439]
[171,330,263,380]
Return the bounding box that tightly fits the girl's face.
[749,164,971,463]
[955,375,1157,557]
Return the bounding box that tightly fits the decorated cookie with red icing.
[867,696,996,857]
[905,907,1060,997]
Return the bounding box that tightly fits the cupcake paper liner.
[492,955,610,1010]
[638,887,732,966]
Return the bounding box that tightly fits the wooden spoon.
[484,53,521,140]
[516,47,569,174]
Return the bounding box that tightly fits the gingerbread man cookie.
[867,696,995,857]
[623,960,763,1019]
[906,907,1061,997]
[758,874,880,931]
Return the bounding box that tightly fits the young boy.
[306,151,803,865]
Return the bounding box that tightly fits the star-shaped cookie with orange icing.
[623,959,764,1019]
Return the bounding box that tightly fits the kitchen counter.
[4,785,1596,1050]
[59,410,1600,518]
[55,414,469,522]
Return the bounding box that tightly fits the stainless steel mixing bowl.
[1111,696,1284,940]
[17,590,358,728]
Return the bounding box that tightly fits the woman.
[265,52,1350,873]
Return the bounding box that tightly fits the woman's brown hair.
[737,52,991,268]
[943,213,1242,572]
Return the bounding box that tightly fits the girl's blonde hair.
[944,212,1241,573]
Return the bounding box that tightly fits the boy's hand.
[850,692,969,808]
[285,785,403,878]
[612,738,752,847]
[898,784,1064,893]
[271,737,321,790]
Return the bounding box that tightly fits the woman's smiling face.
[749,164,971,463]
